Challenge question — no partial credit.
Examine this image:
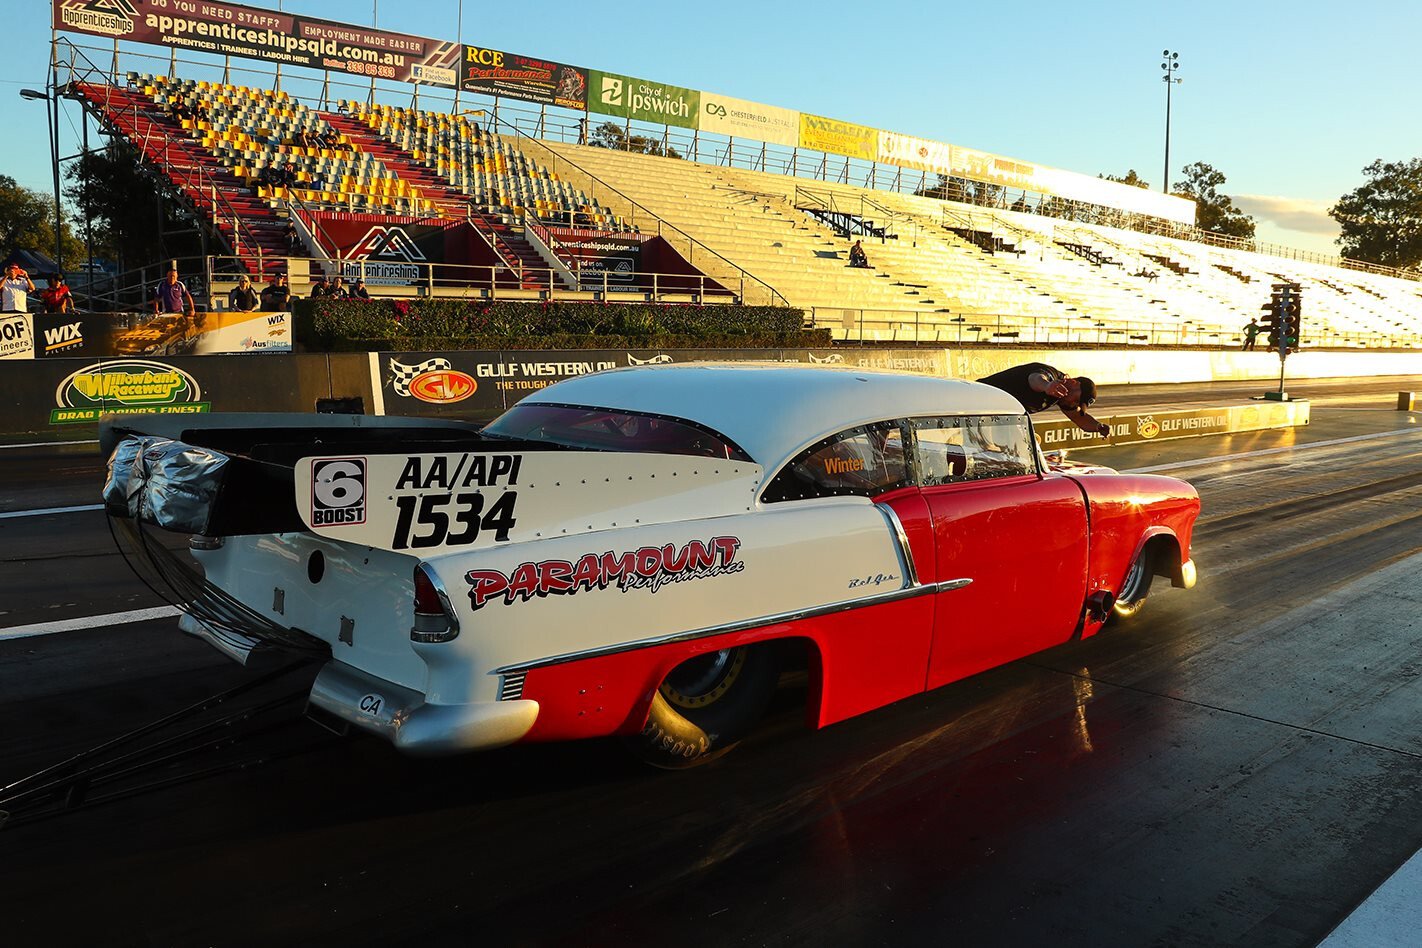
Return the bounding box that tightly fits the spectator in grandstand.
[298,128,317,150]
[40,273,73,314]
[152,266,195,316]
[228,274,260,312]
[848,240,870,269]
[1242,317,1262,351]
[977,362,1112,436]
[260,273,291,311]
[2,262,35,312]
[283,220,301,254]
[168,100,191,123]
[309,275,330,299]
[327,276,349,300]
[350,278,371,300]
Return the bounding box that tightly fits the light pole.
[1161,50,1181,194]
[19,87,63,269]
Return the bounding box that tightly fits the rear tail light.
[411,564,460,643]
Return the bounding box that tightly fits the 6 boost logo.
[312,458,367,526]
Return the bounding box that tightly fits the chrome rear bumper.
[307,660,539,755]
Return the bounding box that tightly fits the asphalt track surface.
[2,374,1421,946]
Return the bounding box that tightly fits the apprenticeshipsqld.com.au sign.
[50,359,211,425]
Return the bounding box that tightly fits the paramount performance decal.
[464,536,744,610]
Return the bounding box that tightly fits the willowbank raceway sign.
[56,1,1196,224]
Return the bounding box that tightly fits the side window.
[911,415,1037,484]
[762,422,910,502]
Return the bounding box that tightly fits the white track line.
[0,504,105,520]
[1123,427,1420,474]
[0,606,181,641]
[1318,847,1422,946]
[0,439,99,449]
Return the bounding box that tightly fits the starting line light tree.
[1262,282,1303,400]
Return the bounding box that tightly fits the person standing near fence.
[2,262,35,312]
[152,266,195,316]
[40,273,73,314]
[228,274,259,312]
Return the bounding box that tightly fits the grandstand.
[50,34,1422,349]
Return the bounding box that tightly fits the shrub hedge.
[293,298,827,350]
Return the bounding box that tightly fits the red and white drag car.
[102,365,1198,766]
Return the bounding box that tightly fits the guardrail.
[205,254,738,304]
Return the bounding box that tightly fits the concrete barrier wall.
[3,344,1414,440]
[946,348,1422,386]
[2,354,371,439]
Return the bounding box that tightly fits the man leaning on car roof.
[977,362,1112,436]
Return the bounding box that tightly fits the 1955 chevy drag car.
[101,364,1199,767]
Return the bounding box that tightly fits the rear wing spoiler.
[100,411,535,538]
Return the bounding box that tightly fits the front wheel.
[1109,547,1157,624]
[627,645,779,769]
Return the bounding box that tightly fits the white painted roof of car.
[521,363,1025,468]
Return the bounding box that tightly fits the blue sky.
[4,0,1419,257]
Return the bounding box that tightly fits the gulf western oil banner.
[588,71,699,129]
[1033,401,1311,451]
[698,93,799,147]
[54,0,460,87]
[798,114,878,161]
[461,46,588,110]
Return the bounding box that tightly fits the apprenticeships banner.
[54,0,461,87]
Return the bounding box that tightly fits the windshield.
[483,402,751,461]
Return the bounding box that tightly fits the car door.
[910,414,1089,691]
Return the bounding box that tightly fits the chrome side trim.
[490,577,973,676]
[876,503,919,587]
[308,660,539,755]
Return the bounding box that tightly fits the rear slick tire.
[627,645,778,769]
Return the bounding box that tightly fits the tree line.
[1101,160,1422,271]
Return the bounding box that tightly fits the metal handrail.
[205,254,737,304]
[814,305,1422,350]
[479,112,789,308]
